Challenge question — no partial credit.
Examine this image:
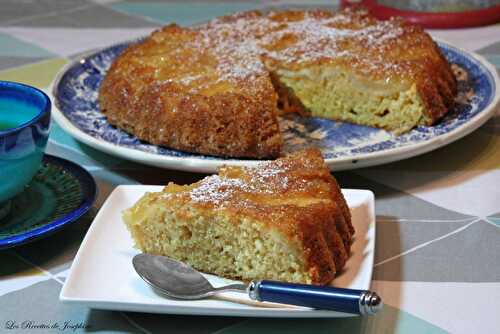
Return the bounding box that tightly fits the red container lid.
[341,0,500,29]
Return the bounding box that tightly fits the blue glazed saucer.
[0,154,97,249]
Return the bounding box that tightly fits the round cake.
[99,8,456,158]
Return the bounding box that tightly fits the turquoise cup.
[0,81,51,216]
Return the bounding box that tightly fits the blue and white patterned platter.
[52,40,500,173]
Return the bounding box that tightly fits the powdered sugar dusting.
[189,175,249,204]
[188,160,293,205]
[187,8,410,83]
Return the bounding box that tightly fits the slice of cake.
[123,149,354,285]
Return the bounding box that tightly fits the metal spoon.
[133,253,383,315]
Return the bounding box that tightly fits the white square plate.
[60,186,375,318]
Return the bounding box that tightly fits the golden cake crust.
[99,24,281,158]
[100,8,456,157]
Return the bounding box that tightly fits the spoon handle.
[248,280,382,315]
[213,283,247,293]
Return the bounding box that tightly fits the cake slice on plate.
[123,149,354,285]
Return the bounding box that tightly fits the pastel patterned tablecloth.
[1,1,499,333]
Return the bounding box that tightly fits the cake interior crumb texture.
[123,149,354,285]
[276,67,428,134]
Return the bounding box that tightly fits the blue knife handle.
[248,280,382,315]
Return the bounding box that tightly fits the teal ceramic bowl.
[0,81,51,205]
